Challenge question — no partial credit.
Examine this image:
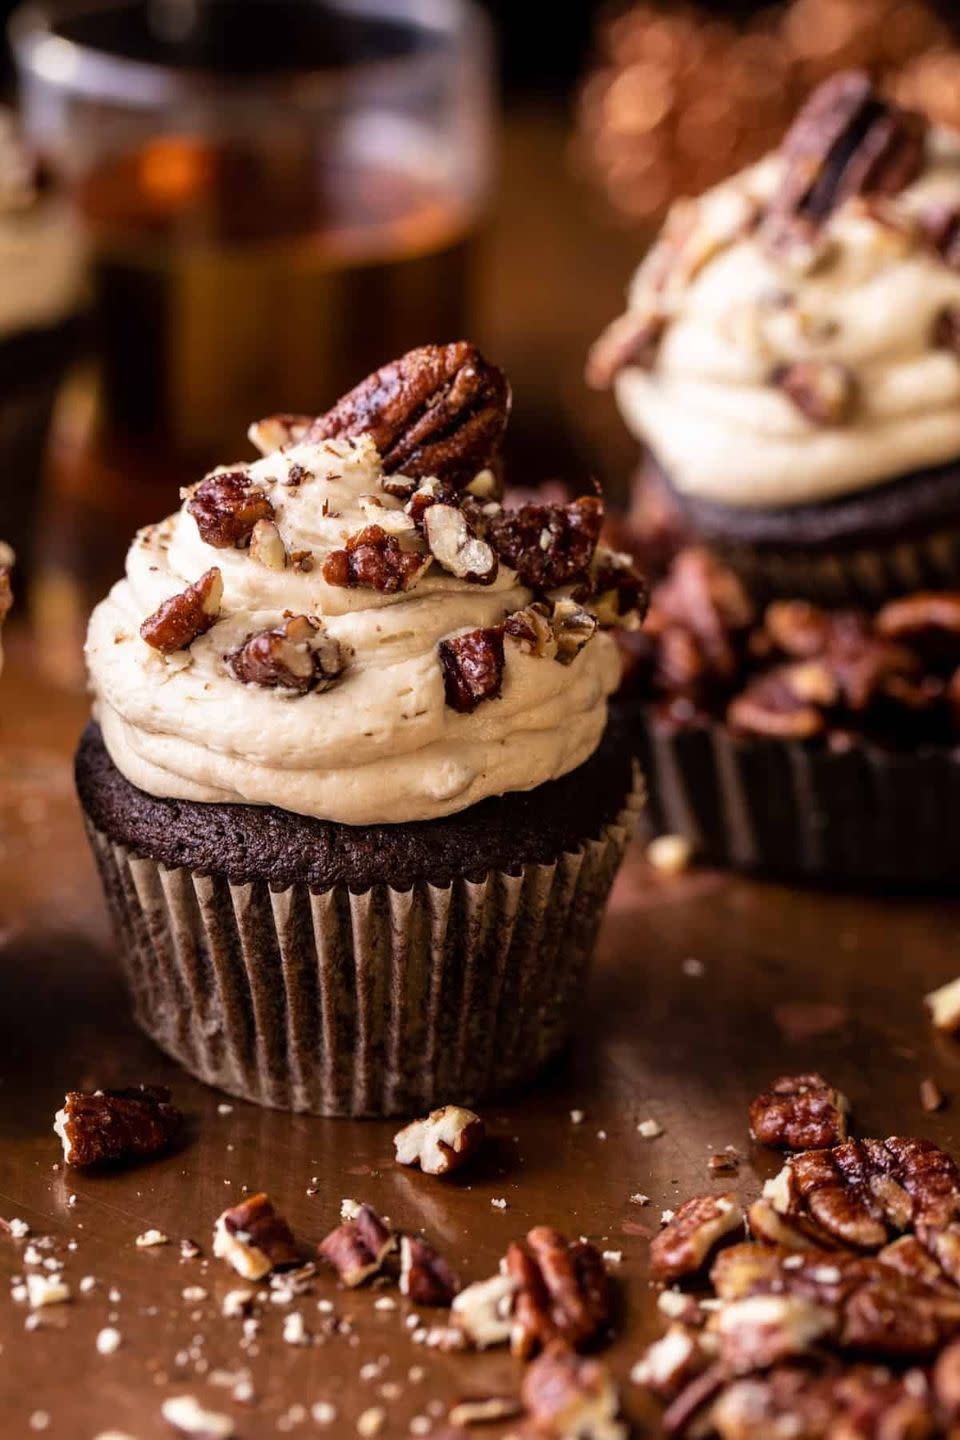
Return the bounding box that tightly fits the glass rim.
[9,0,490,108]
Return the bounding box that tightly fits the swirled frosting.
[0,113,82,340]
[612,127,960,510]
[86,436,622,825]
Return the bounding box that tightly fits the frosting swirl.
[0,112,82,340]
[86,434,624,825]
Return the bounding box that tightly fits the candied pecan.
[771,360,857,426]
[54,1086,182,1168]
[248,518,286,570]
[485,496,603,591]
[551,598,599,666]
[875,593,960,672]
[423,503,498,584]
[213,1193,301,1280]
[307,342,510,493]
[520,1341,623,1439]
[318,1202,395,1287]
[585,309,666,388]
[394,1105,485,1178]
[322,524,426,593]
[227,615,344,695]
[581,548,649,629]
[505,1226,612,1359]
[650,1194,744,1283]
[140,568,223,653]
[187,469,275,548]
[400,1235,459,1307]
[247,413,312,456]
[763,600,833,658]
[504,603,555,658]
[728,671,827,740]
[749,1075,850,1152]
[710,1292,834,1373]
[647,548,755,702]
[438,627,505,713]
[705,1362,938,1440]
[632,1326,710,1402]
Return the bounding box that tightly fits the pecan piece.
[772,360,856,426]
[586,309,666,389]
[919,203,960,272]
[551,598,599,666]
[581,548,649,629]
[54,1085,182,1168]
[646,548,755,704]
[520,1342,625,1440]
[161,1395,236,1438]
[400,1235,459,1307]
[485,496,603,591]
[248,518,286,570]
[926,976,960,1035]
[728,671,827,739]
[504,603,555,658]
[247,413,311,457]
[213,1193,301,1280]
[423,503,498,584]
[875,593,960,670]
[632,1326,710,1402]
[710,1293,834,1373]
[451,1273,518,1349]
[438,627,505,713]
[650,1194,744,1283]
[394,1105,485,1178]
[749,1074,850,1152]
[307,342,510,493]
[706,1362,937,1440]
[187,470,275,548]
[318,1202,395,1287]
[140,568,223,654]
[227,615,344,694]
[322,524,427,593]
[505,1226,612,1359]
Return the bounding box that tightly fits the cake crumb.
[490,1197,508,1210]
[136,1228,169,1249]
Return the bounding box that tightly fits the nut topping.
[920,204,960,272]
[318,1203,395,1287]
[54,1086,182,1168]
[586,309,666,389]
[248,518,286,570]
[140,568,223,654]
[322,524,427,593]
[394,1106,485,1177]
[213,1194,301,1281]
[771,360,857,426]
[399,1235,460,1307]
[582,548,649,630]
[551,598,599,666]
[187,470,275,549]
[503,603,555,658]
[650,1194,745,1283]
[520,1342,626,1440]
[438,627,505,713]
[227,615,344,694]
[749,1074,850,1152]
[247,413,311,457]
[423,503,498,584]
[451,1273,518,1349]
[485,496,603,592]
[504,1226,612,1359]
[307,342,510,494]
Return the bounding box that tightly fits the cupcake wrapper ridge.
[716,529,960,607]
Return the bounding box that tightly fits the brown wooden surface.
[2,111,960,1439]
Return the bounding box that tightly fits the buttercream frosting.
[0,112,83,340]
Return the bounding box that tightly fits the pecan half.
[727,671,827,739]
[585,309,666,389]
[307,342,510,493]
[227,615,344,694]
[423,503,498,584]
[485,497,603,592]
[632,1326,710,1402]
[54,1086,182,1168]
[505,1226,612,1359]
[140,569,222,654]
[451,1273,518,1349]
[247,413,311,457]
[749,1075,850,1151]
[213,1194,301,1280]
[187,470,275,548]
[318,1203,395,1287]
[322,524,427,593]
[771,360,857,426]
[438,627,505,713]
[400,1235,459,1307]
[650,1194,745,1283]
[521,1342,624,1440]
[394,1105,485,1178]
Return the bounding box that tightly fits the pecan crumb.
[322,524,426,593]
[54,1086,182,1168]
[394,1106,485,1177]
[438,627,505,713]
[749,1074,850,1151]
[140,568,223,653]
[213,1194,300,1281]
[228,615,344,695]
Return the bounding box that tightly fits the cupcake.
[589,72,960,604]
[77,343,646,1115]
[621,545,960,888]
[0,112,84,587]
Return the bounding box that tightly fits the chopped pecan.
[710,1293,834,1373]
[438,627,505,713]
[632,1326,710,1401]
[318,1203,395,1287]
[728,671,827,739]
[763,600,833,658]
[920,203,960,272]
[248,518,286,570]
[581,548,649,629]
[749,1074,850,1152]
[585,309,666,388]
[504,603,555,658]
[520,1341,624,1440]
[0,544,13,626]
[213,1193,301,1280]
[771,360,857,426]
[54,1086,182,1168]
[247,413,311,456]
[403,477,464,528]
[485,496,602,592]
[650,1194,744,1283]
[322,524,426,593]
[505,1226,612,1359]
[400,1235,459,1307]
[228,615,344,694]
[423,503,498,584]
[140,568,223,654]
[875,593,960,671]
[451,1273,518,1349]
[705,1362,938,1440]
[394,1105,485,1178]
[307,342,510,493]
[551,598,599,666]
[187,470,275,548]
[646,548,755,703]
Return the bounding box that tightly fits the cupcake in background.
[77,343,646,1116]
[0,111,85,590]
[590,72,960,604]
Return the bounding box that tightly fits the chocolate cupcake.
[620,546,960,888]
[78,344,646,1115]
[0,112,84,587]
[590,73,960,604]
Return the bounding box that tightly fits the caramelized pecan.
[307,342,510,493]
[704,1362,940,1440]
[749,1074,850,1152]
[520,1342,623,1438]
[451,1274,518,1349]
[187,470,275,548]
[934,307,960,355]
[227,614,344,694]
[54,1086,182,1168]
[140,568,223,653]
[875,593,960,670]
[727,670,827,740]
[771,360,857,426]
[400,1235,459,1307]
[485,496,602,592]
[213,1193,301,1280]
[504,603,555,658]
[322,524,426,593]
[650,1194,744,1283]
[394,1106,485,1178]
[505,1226,612,1359]
[247,413,311,457]
[647,548,755,702]
[423,503,498,584]
[551,599,599,666]
[318,1202,395,1287]
[582,548,649,629]
[438,627,505,713]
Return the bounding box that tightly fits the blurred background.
[1,0,959,685]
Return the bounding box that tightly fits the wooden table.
[2,111,960,1439]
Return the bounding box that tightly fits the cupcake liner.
[629,702,960,888]
[83,770,643,1116]
[715,529,960,607]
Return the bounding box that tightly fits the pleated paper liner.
[628,702,960,889]
[83,770,644,1116]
